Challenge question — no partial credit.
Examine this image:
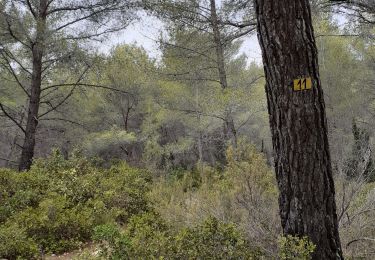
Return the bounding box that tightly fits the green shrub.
[148,140,279,257]
[93,223,130,259]
[100,164,151,223]
[124,212,172,259]
[12,193,95,253]
[0,152,151,258]
[172,216,262,259]
[94,213,170,259]
[0,168,50,223]
[94,213,261,259]
[278,235,316,260]
[0,222,39,259]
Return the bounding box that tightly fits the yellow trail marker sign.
[293,77,312,91]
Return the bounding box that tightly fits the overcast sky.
[99,10,347,66]
[100,13,263,64]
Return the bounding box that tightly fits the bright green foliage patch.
[93,223,131,259]
[94,213,261,259]
[0,222,39,259]
[0,151,151,258]
[278,235,316,260]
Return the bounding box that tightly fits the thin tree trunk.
[195,82,204,173]
[254,0,343,259]
[209,0,237,147]
[210,0,228,90]
[122,107,131,132]
[224,112,237,147]
[19,0,47,171]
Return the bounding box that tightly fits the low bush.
[171,216,263,259]
[94,213,261,259]
[2,142,371,259]
[278,235,316,260]
[148,140,280,257]
[0,222,39,259]
[93,223,130,259]
[0,151,151,258]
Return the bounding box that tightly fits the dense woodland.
[0,0,374,259]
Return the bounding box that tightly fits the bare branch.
[39,117,89,130]
[25,0,37,18]
[0,53,30,97]
[346,237,375,248]
[0,157,18,165]
[2,14,32,49]
[42,83,131,95]
[38,86,76,118]
[0,103,26,134]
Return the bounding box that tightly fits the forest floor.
[45,243,97,259]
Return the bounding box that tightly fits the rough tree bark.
[254,0,343,259]
[18,0,48,171]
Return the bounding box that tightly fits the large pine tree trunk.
[254,0,343,259]
[19,0,47,171]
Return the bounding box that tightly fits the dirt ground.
[45,243,98,260]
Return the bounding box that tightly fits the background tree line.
[1,0,373,180]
